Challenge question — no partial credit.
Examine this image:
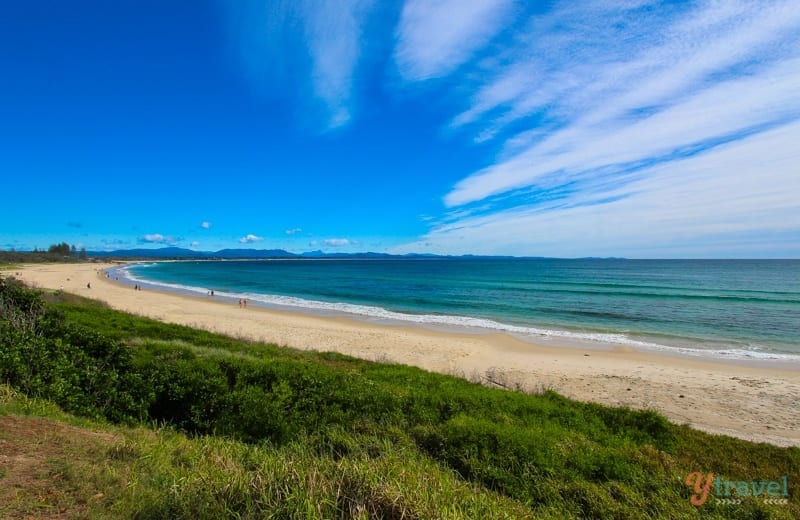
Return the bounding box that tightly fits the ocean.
[120,258,800,362]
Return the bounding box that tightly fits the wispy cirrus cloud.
[445,0,800,208]
[394,0,514,81]
[396,119,800,258]
[386,0,800,256]
[301,0,374,128]
[220,0,800,256]
[220,0,374,129]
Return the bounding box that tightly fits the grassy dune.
[0,277,797,518]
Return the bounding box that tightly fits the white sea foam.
[115,265,800,363]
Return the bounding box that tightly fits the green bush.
[0,278,147,422]
[144,355,229,433]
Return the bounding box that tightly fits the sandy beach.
[6,262,800,448]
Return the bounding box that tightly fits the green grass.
[1,282,798,518]
[0,385,542,519]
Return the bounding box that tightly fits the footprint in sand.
[731,376,769,388]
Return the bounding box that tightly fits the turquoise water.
[123,259,800,360]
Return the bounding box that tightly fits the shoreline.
[7,262,800,447]
[116,261,800,367]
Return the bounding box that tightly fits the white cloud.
[394,0,514,81]
[221,0,373,129]
[285,227,303,235]
[301,0,374,127]
[140,233,175,244]
[444,0,800,207]
[200,221,212,229]
[219,0,800,256]
[190,241,200,248]
[398,120,800,257]
[446,56,800,207]
[323,238,351,247]
[239,234,264,244]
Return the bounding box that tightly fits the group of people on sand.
[133,284,142,291]
[238,298,248,308]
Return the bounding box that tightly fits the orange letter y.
[685,472,714,506]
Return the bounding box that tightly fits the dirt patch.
[0,415,118,519]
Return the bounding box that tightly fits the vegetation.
[0,242,88,265]
[1,276,798,518]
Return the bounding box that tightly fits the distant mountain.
[92,247,207,259]
[90,247,397,260]
[89,247,524,260]
[210,249,297,259]
[310,252,396,259]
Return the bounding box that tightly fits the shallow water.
[124,258,800,360]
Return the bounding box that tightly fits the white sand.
[8,263,800,447]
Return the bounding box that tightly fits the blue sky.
[1,0,799,258]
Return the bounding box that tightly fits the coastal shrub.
[585,402,677,448]
[221,383,294,443]
[412,416,679,515]
[59,323,152,422]
[144,355,229,433]
[0,278,147,422]
[413,415,558,501]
